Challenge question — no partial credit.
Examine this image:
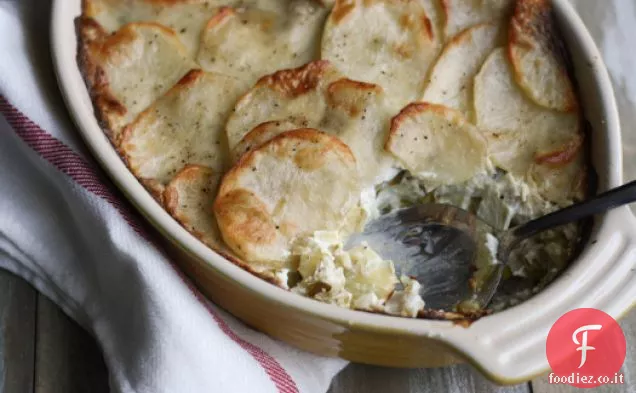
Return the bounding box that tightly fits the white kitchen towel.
[0,1,348,393]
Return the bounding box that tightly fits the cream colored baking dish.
[50,0,636,384]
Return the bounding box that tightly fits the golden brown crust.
[77,19,188,146]
[141,178,165,203]
[326,78,383,116]
[421,13,434,41]
[76,16,123,142]
[77,20,148,143]
[220,128,356,197]
[109,22,181,47]
[233,120,302,162]
[453,21,492,46]
[331,0,356,23]
[254,60,335,98]
[204,6,235,30]
[117,68,204,154]
[117,70,199,184]
[214,128,357,262]
[243,120,289,145]
[163,165,289,287]
[163,182,181,215]
[440,0,451,33]
[508,0,577,112]
[214,188,278,259]
[84,0,208,15]
[398,8,434,41]
[175,68,206,88]
[385,101,449,151]
[534,134,583,166]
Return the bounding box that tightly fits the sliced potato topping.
[164,165,225,252]
[231,120,304,163]
[321,0,440,111]
[225,60,342,148]
[509,0,578,112]
[120,70,247,195]
[386,103,488,190]
[77,21,194,140]
[82,0,221,56]
[474,48,583,203]
[441,0,515,41]
[164,165,289,287]
[197,1,328,84]
[226,61,399,187]
[422,23,502,119]
[529,138,587,203]
[214,129,361,265]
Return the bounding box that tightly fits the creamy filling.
[384,276,426,318]
[289,230,426,317]
[284,162,580,316]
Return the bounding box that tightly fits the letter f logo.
[572,324,602,368]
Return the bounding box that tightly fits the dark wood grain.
[328,363,531,393]
[0,270,37,393]
[34,295,109,393]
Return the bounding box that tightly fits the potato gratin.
[76,0,589,318]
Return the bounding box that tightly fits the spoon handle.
[512,179,636,240]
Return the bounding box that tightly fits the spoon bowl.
[346,204,499,313]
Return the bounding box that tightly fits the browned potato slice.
[225,61,342,148]
[420,0,445,43]
[226,61,399,187]
[197,1,328,84]
[509,0,577,112]
[441,0,514,41]
[386,103,488,189]
[164,165,288,287]
[119,70,247,196]
[474,48,584,203]
[529,136,587,203]
[422,23,502,119]
[214,129,361,265]
[77,21,193,140]
[81,0,219,56]
[231,120,304,163]
[321,0,439,111]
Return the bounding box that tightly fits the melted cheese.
[290,231,425,317]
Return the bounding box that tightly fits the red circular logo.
[546,308,626,388]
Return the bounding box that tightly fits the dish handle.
[447,207,636,384]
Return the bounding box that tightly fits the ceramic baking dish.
[50,0,636,384]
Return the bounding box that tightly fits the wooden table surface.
[0,270,634,392]
[1,0,636,392]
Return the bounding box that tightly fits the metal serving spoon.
[346,179,636,314]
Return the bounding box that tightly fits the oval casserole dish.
[50,0,636,384]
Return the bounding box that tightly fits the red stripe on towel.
[0,96,299,393]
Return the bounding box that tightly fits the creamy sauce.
[289,230,426,317]
[286,161,580,315]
